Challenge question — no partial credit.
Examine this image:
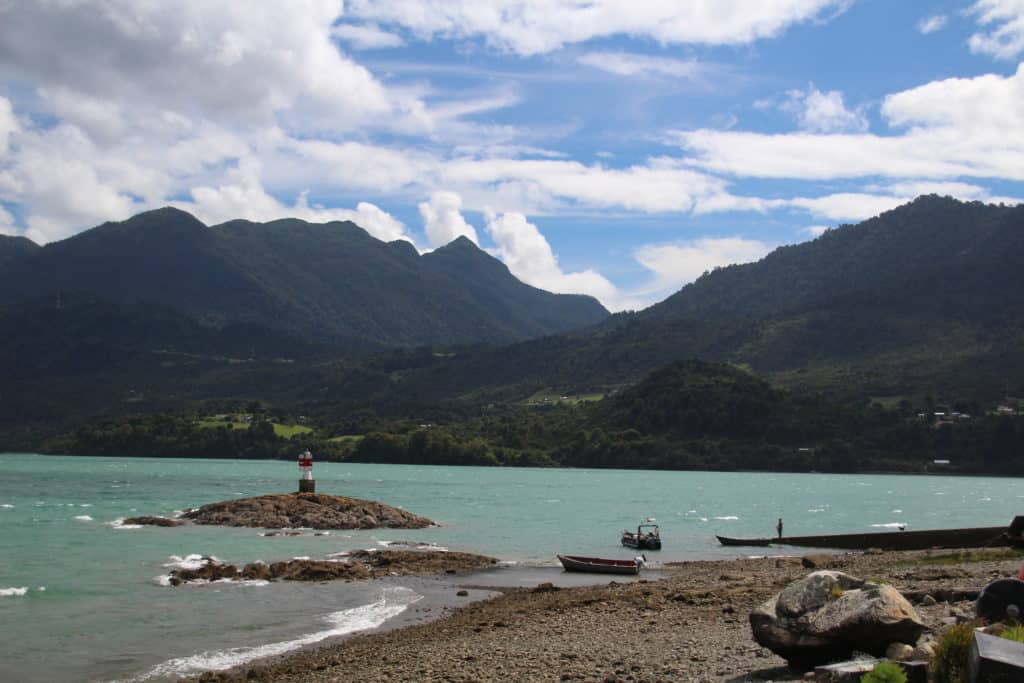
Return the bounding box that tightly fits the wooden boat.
[772,525,1009,551]
[621,520,662,550]
[716,535,773,547]
[558,554,642,575]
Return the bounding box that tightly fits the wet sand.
[192,549,1022,682]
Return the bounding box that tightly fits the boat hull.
[558,554,640,575]
[716,535,773,547]
[773,526,1009,551]
[621,534,662,550]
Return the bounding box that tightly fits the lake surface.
[2,453,1021,681]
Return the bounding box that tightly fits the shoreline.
[10,452,1023,478]
[189,547,1024,682]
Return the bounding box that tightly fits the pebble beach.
[191,548,1023,683]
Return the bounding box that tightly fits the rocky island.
[169,550,497,585]
[179,492,435,530]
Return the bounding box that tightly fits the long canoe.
[773,525,1009,551]
[716,535,773,547]
[557,554,641,575]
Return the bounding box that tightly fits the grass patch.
[272,424,313,439]
[932,621,980,683]
[327,434,365,444]
[196,419,313,440]
[999,624,1024,644]
[917,548,1024,565]
[197,419,249,430]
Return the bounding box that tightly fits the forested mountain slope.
[0,208,608,348]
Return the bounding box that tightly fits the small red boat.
[557,554,643,575]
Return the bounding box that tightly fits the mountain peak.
[439,235,482,252]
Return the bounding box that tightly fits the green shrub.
[861,660,907,683]
[999,624,1024,643]
[932,622,976,683]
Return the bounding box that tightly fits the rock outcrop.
[123,516,183,526]
[181,493,435,530]
[750,570,925,667]
[168,550,496,585]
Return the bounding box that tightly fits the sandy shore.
[192,548,1023,683]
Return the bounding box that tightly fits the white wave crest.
[111,519,144,530]
[871,522,907,529]
[74,515,94,521]
[714,515,738,520]
[1,503,13,509]
[132,586,421,680]
[1,587,28,596]
[163,554,219,571]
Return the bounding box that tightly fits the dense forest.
[44,360,1024,475]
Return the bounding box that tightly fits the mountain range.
[374,194,1024,404]
[0,207,608,348]
[2,195,1023,449]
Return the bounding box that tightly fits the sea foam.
[74,515,94,521]
[163,554,220,571]
[871,522,907,529]
[111,519,144,530]
[130,586,421,680]
[1,587,28,597]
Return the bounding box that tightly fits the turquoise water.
[2,453,1022,681]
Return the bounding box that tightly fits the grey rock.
[751,570,926,667]
[885,642,914,660]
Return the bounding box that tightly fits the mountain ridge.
[0,208,609,348]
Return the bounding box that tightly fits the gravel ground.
[193,548,1023,683]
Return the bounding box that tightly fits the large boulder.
[750,570,925,667]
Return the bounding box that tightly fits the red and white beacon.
[298,449,315,493]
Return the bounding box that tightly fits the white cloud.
[918,15,947,34]
[484,209,625,309]
[345,0,853,55]
[331,23,405,49]
[419,191,479,247]
[180,159,413,243]
[783,85,868,133]
[577,52,703,80]
[443,157,726,214]
[634,237,773,293]
[0,205,17,236]
[802,225,831,237]
[0,97,18,156]
[1,124,142,244]
[866,180,988,199]
[784,193,910,221]
[968,0,1024,59]
[0,1,420,132]
[675,65,1024,182]
[986,194,1024,205]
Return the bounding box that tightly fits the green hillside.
[367,195,1024,403]
[0,234,40,267]
[0,208,609,348]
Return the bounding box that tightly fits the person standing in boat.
[777,518,783,539]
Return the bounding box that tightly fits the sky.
[1,1,1023,312]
